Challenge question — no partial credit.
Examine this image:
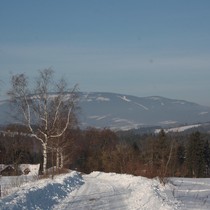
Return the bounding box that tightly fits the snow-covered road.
[6,171,210,210]
[52,171,177,210]
[0,171,178,210]
[53,174,131,209]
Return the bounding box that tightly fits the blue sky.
[1,0,210,106]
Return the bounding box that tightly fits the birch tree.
[49,112,78,170]
[8,69,79,173]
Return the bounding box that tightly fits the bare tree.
[49,112,78,170]
[8,69,79,173]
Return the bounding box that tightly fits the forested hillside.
[1,125,210,179]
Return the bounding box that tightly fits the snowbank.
[87,171,180,210]
[0,171,84,210]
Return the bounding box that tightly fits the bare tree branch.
[8,69,79,173]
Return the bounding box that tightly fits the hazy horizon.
[1,1,210,106]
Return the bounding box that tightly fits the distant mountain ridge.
[78,92,210,130]
[1,92,210,130]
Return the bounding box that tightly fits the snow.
[111,118,143,130]
[0,171,84,210]
[1,171,210,210]
[118,95,149,111]
[0,100,6,105]
[86,98,93,102]
[88,115,109,121]
[19,164,40,176]
[0,175,39,197]
[166,178,210,210]
[172,101,186,105]
[155,124,201,134]
[113,118,132,123]
[134,102,149,110]
[199,112,208,115]
[149,97,161,101]
[160,121,178,125]
[96,97,110,102]
[118,95,131,102]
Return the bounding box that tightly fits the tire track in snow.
[52,175,132,210]
[168,178,210,210]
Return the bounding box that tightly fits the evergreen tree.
[203,140,210,176]
[186,132,205,177]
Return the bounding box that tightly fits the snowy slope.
[166,178,210,210]
[1,171,210,209]
[1,92,210,130]
[154,124,202,134]
[79,92,210,130]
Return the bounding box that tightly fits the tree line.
[75,128,210,178]
[1,125,210,178]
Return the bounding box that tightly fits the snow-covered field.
[155,124,201,134]
[166,178,210,210]
[1,171,210,210]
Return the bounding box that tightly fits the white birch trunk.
[56,148,60,169]
[42,143,47,174]
[60,150,64,168]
